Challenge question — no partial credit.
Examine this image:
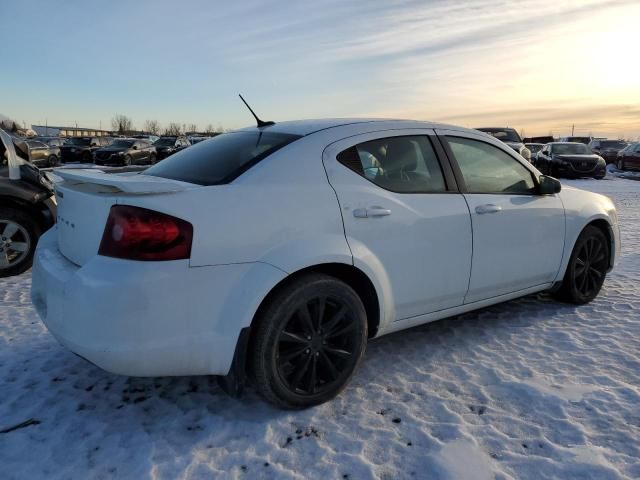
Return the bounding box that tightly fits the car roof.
[549,142,587,145]
[234,118,473,137]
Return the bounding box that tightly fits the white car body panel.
[323,129,472,321]
[31,119,620,378]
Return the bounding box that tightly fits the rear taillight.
[98,205,193,261]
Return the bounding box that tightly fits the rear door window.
[145,131,301,185]
[337,136,446,193]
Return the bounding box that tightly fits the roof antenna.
[238,94,275,128]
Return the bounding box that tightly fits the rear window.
[144,131,301,185]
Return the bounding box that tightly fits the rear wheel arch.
[250,263,381,340]
[220,262,381,398]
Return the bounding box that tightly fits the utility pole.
[571,124,575,136]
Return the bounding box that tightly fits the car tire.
[48,155,59,167]
[250,273,368,409]
[149,154,156,164]
[82,151,92,163]
[553,225,609,305]
[617,159,625,171]
[0,207,42,278]
[123,155,132,166]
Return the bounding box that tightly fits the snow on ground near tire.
[1,178,639,480]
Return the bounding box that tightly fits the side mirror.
[132,145,138,150]
[538,175,561,195]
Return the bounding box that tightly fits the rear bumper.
[31,229,286,377]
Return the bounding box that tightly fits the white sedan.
[31,119,620,409]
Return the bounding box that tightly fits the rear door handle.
[475,204,502,214]
[353,206,392,218]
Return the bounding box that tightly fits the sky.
[1,0,639,139]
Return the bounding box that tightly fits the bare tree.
[144,120,160,135]
[204,123,215,135]
[188,123,198,134]
[111,114,133,135]
[164,122,182,136]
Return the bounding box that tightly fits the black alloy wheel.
[554,226,609,304]
[251,274,367,409]
[616,158,625,171]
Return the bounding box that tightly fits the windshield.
[600,140,627,150]
[477,128,521,143]
[111,140,134,148]
[145,131,301,185]
[154,138,176,146]
[552,143,591,155]
[67,137,91,146]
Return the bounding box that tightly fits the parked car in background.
[525,143,545,161]
[615,142,640,171]
[1,129,56,277]
[188,136,209,145]
[132,134,159,144]
[24,139,60,167]
[536,142,606,179]
[60,136,112,163]
[523,136,555,144]
[153,136,191,160]
[476,127,531,161]
[94,139,157,166]
[31,119,619,409]
[559,136,593,145]
[35,137,68,148]
[589,139,628,164]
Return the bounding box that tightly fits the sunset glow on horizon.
[1,0,639,139]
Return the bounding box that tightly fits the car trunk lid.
[54,169,195,266]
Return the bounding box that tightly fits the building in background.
[31,125,112,137]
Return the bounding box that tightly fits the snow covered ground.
[1,176,639,480]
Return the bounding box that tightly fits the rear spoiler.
[55,169,194,194]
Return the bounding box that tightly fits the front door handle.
[353,206,392,218]
[475,204,502,214]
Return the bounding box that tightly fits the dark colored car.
[1,131,57,277]
[615,142,640,171]
[153,136,191,160]
[60,136,112,163]
[535,142,606,179]
[559,136,593,145]
[589,139,628,164]
[523,136,555,144]
[94,139,157,166]
[23,139,61,167]
[476,127,531,161]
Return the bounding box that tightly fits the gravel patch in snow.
[1,176,639,479]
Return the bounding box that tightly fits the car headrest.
[384,139,418,172]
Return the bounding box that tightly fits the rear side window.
[337,136,446,193]
[145,131,301,185]
[446,136,536,194]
